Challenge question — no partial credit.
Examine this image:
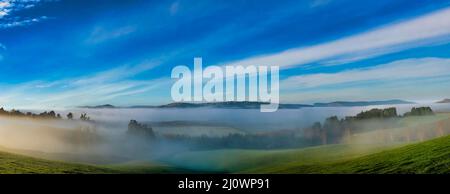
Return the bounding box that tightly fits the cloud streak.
[280,57,450,103]
[282,58,450,89]
[0,61,172,109]
[0,42,5,61]
[85,25,137,44]
[220,7,450,68]
[0,15,48,28]
[0,0,51,28]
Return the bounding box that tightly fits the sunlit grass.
[261,135,450,174]
[0,150,118,174]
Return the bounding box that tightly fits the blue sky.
[1,0,450,109]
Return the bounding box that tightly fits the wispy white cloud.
[280,57,450,103]
[0,0,12,18]
[169,1,180,15]
[85,25,137,44]
[1,0,41,18]
[0,42,5,61]
[70,61,156,86]
[310,0,332,8]
[0,61,172,109]
[282,58,450,89]
[281,75,450,104]
[220,7,450,68]
[0,0,51,28]
[0,15,47,28]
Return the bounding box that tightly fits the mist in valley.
[0,103,449,167]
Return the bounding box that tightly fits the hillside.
[437,99,450,103]
[163,135,450,174]
[81,101,312,109]
[0,150,182,174]
[313,99,414,107]
[0,150,118,174]
[163,143,397,173]
[79,104,116,109]
[251,135,450,174]
[80,99,415,109]
[2,135,449,174]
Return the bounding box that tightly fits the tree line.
[0,108,91,121]
[303,107,435,144]
[126,107,437,150]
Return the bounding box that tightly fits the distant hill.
[436,99,450,103]
[79,104,116,109]
[80,99,415,109]
[128,105,157,108]
[80,101,312,109]
[157,102,205,108]
[156,101,313,109]
[313,99,414,107]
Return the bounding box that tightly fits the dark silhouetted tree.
[80,113,90,121]
[67,112,73,120]
[404,107,434,116]
[127,120,155,139]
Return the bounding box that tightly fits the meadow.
[1,134,448,174]
[0,110,449,174]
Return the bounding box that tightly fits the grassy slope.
[1,114,448,174]
[249,135,450,174]
[0,150,182,174]
[1,135,449,174]
[163,143,397,173]
[0,150,119,174]
[164,135,450,174]
[104,161,192,174]
[165,113,450,173]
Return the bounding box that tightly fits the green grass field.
[0,112,449,174]
[160,113,450,174]
[249,135,450,173]
[0,135,449,174]
[0,150,184,174]
[163,135,450,174]
[0,150,118,174]
[163,143,399,173]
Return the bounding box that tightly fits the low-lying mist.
[0,103,449,165]
[0,116,188,164]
